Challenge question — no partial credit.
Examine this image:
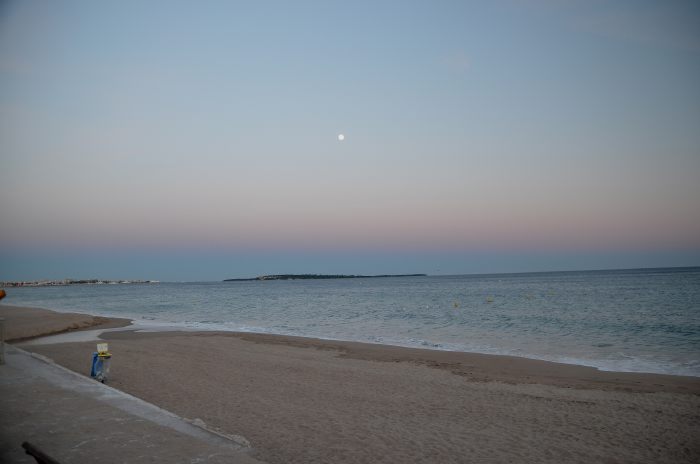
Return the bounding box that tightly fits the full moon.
[337,134,345,141]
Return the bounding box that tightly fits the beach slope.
[12,321,700,464]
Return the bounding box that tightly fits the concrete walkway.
[0,344,265,463]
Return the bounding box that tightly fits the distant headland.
[1,279,159,288]
[223,274,427,282]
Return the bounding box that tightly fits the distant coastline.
[1,279,159,288]
[223,274,427,282]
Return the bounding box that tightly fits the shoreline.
[12,318,700,380]
[2,304,698,393]
[218,329,698,379]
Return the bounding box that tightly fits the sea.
[4,267,700,377]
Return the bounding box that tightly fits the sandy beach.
[4,305,700,463]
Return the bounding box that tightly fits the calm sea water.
[4,267,700,376]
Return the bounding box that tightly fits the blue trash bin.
[90,352,111,381]
[90,352,98,378]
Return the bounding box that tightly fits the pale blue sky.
[1,0,699,280]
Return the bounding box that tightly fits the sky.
[1,0,699,281]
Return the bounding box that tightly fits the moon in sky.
[337,134,345,141]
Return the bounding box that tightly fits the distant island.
[1,279,159,288]
[223,274,427,282]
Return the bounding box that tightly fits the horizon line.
[3,265,697,286]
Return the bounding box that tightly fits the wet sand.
[5,306,700,463]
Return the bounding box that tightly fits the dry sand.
[0,304,131,342]
[4,306,700,463]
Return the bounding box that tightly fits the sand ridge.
[0,304,131,342]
